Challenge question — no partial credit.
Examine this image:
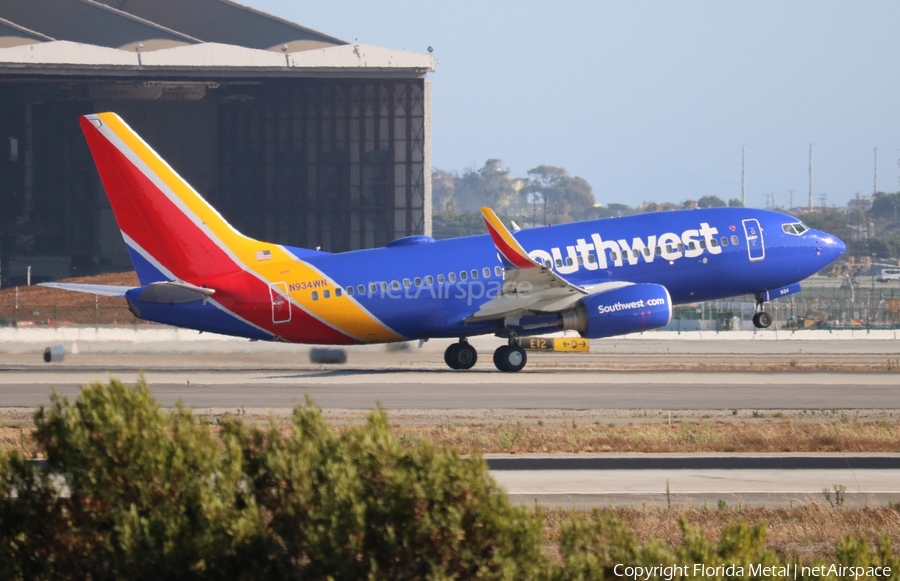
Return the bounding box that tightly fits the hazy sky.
[245,1,900,210]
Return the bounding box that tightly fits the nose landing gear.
[752,293,773,329]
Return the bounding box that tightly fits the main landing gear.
[752,294,773,329]
[443,337,528,372]
[444,338,477,370]
[493,338,527,373]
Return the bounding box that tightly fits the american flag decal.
[255,249,272,261]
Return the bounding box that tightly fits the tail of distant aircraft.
[80,113,284,286]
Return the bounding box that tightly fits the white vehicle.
[877,268,900,282]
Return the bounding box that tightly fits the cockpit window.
[782,222,808,236]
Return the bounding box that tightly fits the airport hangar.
[0,0,434,287]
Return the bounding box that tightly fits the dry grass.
[392,419,900,454]
[0,272,137,325]
[541,505,900,562]
[6,416,900,456]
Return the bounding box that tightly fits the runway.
[0,366,898,410]
[486,454,900,507]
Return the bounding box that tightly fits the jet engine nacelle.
[560,283,673,339]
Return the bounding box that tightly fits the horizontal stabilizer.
[136,282,215,304]
[38,283,135,298]
[40,281,215,304]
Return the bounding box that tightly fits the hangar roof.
[94,0,344,53]
[1,0,199,52]
[0,0,433,78]
[0,17,54,49]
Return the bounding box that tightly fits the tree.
[870,192,900,224]
[697,195,727,208]
[522,165,596,224]
[431,169,459,213]
[454,159,519,213]
[728,198,744,207]
[594,203,635,218]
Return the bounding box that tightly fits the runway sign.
[522,337,590,352]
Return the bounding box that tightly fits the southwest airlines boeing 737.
[43,113,846,372]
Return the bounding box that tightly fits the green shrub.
[0,379,549,580]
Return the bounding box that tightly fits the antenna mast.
[808,143,813,209]
[741,145,746,206]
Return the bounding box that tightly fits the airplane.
[42,112,846,372]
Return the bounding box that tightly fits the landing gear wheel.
[752,312,772,329]
[444,343,461,369]
[444,341,477,370]
[493,344,527,373]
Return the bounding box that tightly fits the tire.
[753,312,773,329]
[493,346,509,372]
[444,343,461,369]
[495,345,526,373]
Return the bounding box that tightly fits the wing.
[39,281,215,304]
[468,208,630,321]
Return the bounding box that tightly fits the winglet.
[480,207,539,269]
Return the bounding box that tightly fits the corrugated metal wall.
[216,79,426,252]
[0,77,427,285]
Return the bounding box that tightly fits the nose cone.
[815,231,846,266]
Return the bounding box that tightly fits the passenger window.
[335,288,343,297]
[460,271,468,281]
[665,245,673,254]
[643,248,651,257]
[565,257,573,266]
[577,256,584,265]
[346,286,353,296]
[323,289,331,299]
[544,260,552,268]
[655,247,662,256]
[494,266,502,276]
[471,269,478,279]
[437,274,445,284]
[448,272,456,282]
[369,283,377,294]
[311,291,319,300]
[391,280,400,290]
[611,252,618,261]
[731,235,738,245]
[699,241,707,249]
[483,267,491,277]
[720,237,728,247]
[425,275,434,285]
[403,278,411,289]
[555,259,563,267]
[677,243,684,252]
[357,284,365,295]
[414,277,422,287]
[381,282,388,292]
[688,242,697,251]
[710,239,718,248]
[588,254,596,263]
